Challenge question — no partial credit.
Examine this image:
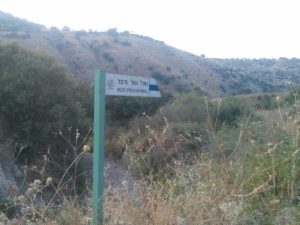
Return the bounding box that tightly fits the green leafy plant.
[217,97,252,126]
[0,43,89,157]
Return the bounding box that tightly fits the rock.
[0,166,12,202]
[0,163,18,202]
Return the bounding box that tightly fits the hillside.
[2,11,300,225]
[1,11,300,97]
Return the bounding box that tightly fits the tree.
[0,43,88,150]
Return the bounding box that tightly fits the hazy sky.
[1,0,300,58]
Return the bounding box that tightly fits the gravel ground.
[81,153,137,190]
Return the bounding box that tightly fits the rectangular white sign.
[105,73,161,97]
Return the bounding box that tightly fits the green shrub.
[151,71,175,85]
[102,52,114,62]
[162,92,210,125]
[213,124,242,157]
[254,94,277,110]
[0,43,89,153]
[75,81,94,119]
[217,97,252,126]
[285,86,300,105]
[106,91,172,122]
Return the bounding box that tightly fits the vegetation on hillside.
[1,11,300,97]
[0,43,89,158]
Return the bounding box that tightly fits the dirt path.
[81,153,138,190]
[105,158,137,189]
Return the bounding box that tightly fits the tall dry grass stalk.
[104,159,234,225]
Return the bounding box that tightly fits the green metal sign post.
[93,70,105,225]
[93,70,161,225]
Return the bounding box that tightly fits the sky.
[1,0,300,59]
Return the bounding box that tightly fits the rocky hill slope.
[1,11,300,96]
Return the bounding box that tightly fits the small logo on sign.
[107,79,114,89]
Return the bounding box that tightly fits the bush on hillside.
[151,71,175,85]
[75,81,94,119]
[0,43,89,154]
[253,94,277,110]
[217,97,252,126]
[162,92,210,124]
[285,86,300,105]
[106,91,172,123]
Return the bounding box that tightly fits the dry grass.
[104,159,233,225]
[1,96,300,224]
